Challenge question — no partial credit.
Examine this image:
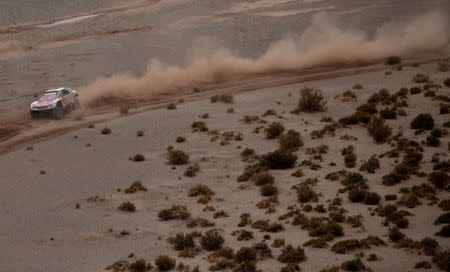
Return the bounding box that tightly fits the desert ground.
[1,1,450,272]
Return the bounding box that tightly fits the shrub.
[388,226,405,242]
[131,153,145,162]
[235,247,257,263]
[188,184,214,197]
[154,255,175,271]
[260,184,278,196]
[210,94,234,104]
[124,180,147,194]
[359,156,380,173]
[176,136,186,143]
[297,186,319,203]
[191,121,208,132]
[412,73,429,83]
[184,164,200,177]
[277,245,306,263]
[368,117,392,143]
[340,259,366,271]
[296,87,327,113]
[158,205,191,220]
[384,194,397,201]
[331,239,361,254]
[265,122,285,139]
[166,103,176,110]
[136,130,144,137]
[259,149,297,169]
[129,259,147,272]
[118,201,136,212]
[101,127,112,134]
[410,113,434,130]
[385,56,401,65]
[363,192,381,205]
[428,171,450,189]
[168,233,195,250]
[348,188,366,203]
[253,172,274,186]
[432,250,450,271]
[200,230,224,250]
[380,108,397,119]
[167,149,190,165]
[445,78,450,88]
[279,129,303,151]
[409,87,422,95]
[436,225,450,237]
[344,153,357,168]
[439,199,450,211]
[426,135,441,147]
[357,103,377,114]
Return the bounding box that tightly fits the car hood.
[31,100,55,107]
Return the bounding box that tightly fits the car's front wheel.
[30,111,39,119]
[52,103,64,119]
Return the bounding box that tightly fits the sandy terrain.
[1,60,450,271]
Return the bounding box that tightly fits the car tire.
[53,103,64,119]
[30,111,39,119]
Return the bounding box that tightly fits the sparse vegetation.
[101,127,112,134]
[200,230,224,250]
[118,201,136,212]
[167,149,190,165]
[124,180,147,194]
[259,149,297,169]
[294,87,327,113]
[279,129,303,151]
[368,117,392,143]
[411,113,434,130]
[265,122,285,139]
[154,255,175,271]
[211,94,234,104]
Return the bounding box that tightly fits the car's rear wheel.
[30,111,39,119]
[74,98,80,110]
[52,103,64,119]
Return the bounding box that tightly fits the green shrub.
[265,122,285,139]
[259,149,297,169]
[154,255,175,271]
[368,117,392,143]
[200,230,224,250]
[296,87,327,113]
[167,149,190,165]
[277,245,306,263]
[118,201,136,212]
[410,113,434,130]
[279,129,303,151]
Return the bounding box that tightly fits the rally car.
[30,87,80,119]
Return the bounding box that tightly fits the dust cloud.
[81,12,449,107]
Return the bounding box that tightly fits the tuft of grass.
[167,149,190,165]
[295,87,327,113]
[154,255,175,271]
[118,201,136,212]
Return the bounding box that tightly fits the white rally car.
[30,87,80,119]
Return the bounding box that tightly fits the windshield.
[38,92,58,102]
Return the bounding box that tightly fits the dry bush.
[167,232,195,250]
[191,121,208,132]
[438,62,450,72]
[130,153,145,162]
[158,205,191,220]
[367,117,392,143]
[265,122,285,139]
[101,127,112,134]
[136,129,144,137]
[295,87,327,113]
[210,94,234,104]
[279,129,303,151]
[253,172,275,186]
[188,184,214,197]
[385,56,401,65]
[412,73,429,83]
[167,149,190,165]
[411,113,434,130]
[260,184,278,196]
[184,164,200,177]
[277,245,306,264]
[119,105,131,115]
[124,180,147,194]
[154,255,175,271]
[118,201,136,212]
[200,230,224,250]
[259,149,297,169]
[445,78,450,88]
[166,103,176,110]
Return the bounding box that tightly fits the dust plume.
[81,12,449,107]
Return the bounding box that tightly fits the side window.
[62,89,70,96]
